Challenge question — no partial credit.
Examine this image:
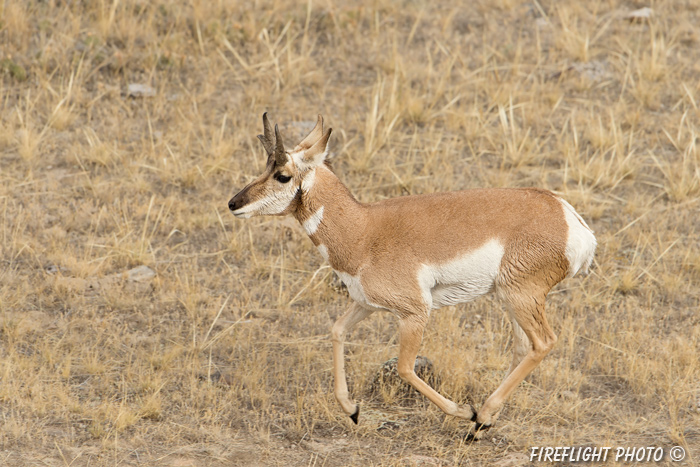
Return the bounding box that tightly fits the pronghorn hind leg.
[397,315,476,420]
[466,314,529,442]
[508,317,531,375]
[331,303,374,423]
[472,291,557,435]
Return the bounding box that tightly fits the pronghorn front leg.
[331,303,374,423]
[397,315,476,420]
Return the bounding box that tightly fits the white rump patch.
[559,198,597,277]
[303,206,324,236]
[417,239,505,309]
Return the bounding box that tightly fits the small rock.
[534,17,550,29]
[124,265,156,282]
[127,83,156,98]
[624,7,652,22]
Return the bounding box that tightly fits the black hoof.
[464,417,492,442]
[473,421,492,432]
[463,431,480,443]
[349,406,359,424]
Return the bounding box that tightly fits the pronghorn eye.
[274,173,292,184]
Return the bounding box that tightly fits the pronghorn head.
[228,113,332,218]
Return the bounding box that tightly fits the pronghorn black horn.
[274,124,287,166]
[257,112,274,156]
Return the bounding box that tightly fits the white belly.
[418,239,505,309]
[331,239,504,312]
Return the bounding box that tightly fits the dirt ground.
[1,0,699,465]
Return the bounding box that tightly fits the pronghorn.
[228,113,596,437]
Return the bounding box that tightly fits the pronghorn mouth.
[232,210,253,219]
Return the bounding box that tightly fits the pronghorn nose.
[229,189,249,213]
[228,197,238,212]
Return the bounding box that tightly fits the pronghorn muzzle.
[228,186,250,215]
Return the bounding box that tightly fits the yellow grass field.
[1,0,699,465]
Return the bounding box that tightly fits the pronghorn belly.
[418,239,505,309]
[430,283,492,308]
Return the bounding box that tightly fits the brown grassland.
[1,0,699,465]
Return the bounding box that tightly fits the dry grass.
[1,0,699,465]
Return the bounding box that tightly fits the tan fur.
[229,114,596,434]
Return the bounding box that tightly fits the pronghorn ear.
[295,114,324,151]
[302,128,332,166]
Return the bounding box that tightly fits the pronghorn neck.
[293,165,368,274]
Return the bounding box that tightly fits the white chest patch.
[303,206,324,236]
[334,270,384,310]
[417,239,505,309]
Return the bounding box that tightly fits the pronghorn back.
[306,180,594,312]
